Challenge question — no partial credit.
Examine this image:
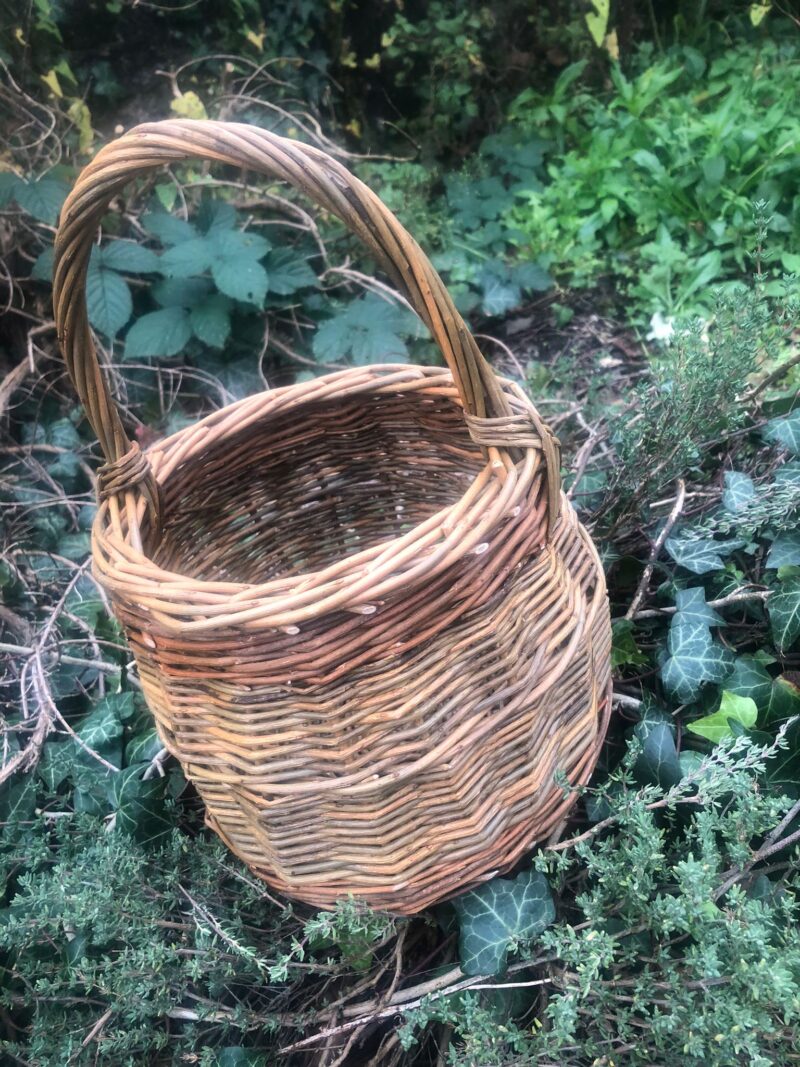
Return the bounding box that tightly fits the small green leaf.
[722,471,756,513]
[86,262,132,337]
[152,277,213,308]
[661,619,734,703]
[100,240,160,273]
[159,237,214,278]
[633,713,681,788]
[264,247,318,294]
[453,870,555,976]
[210,228,271,261]
[190,295,232,348]
[125,729,164,765]
[611,619,648,668]
[665,536,740,574]
[15,176,70,224]
[313,295,420,365]
[111,767,171,842]
[673,587,723,627]
[0,171,23,208]
[687,691,758,743]
[769,576,800,654]
[766,532,800,570]
[142,211,197,245]
[766,674,800,724]
[124,306,192,359]
[212,257,269,307]
[764,412,800,456]
[31,244,55,281]
[723,656,773,712]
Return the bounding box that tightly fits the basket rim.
[93,364,553,633]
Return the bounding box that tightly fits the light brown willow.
[52,120,611,913]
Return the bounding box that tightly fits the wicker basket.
[52,119,611,914]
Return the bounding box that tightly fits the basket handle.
[53,119,560,531]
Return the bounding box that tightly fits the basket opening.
[153,390,484,585]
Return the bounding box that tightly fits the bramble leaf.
[125,306,192,359]
[86,261,132,337]
[453,870,555,976]
[190,295,232,348]
[100,241,161,273]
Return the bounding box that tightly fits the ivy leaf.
[766,532,800,570]
[766,674,800,725]
[264,247,317,294]
[632,710,681,788]
[769,577,800,654]
[15,176,70,224]
[665,535,741,574]
[125,306,192,359]
[142,211,198,245]
[723,656,773,712]
[453,870,555,976]
[611,619,648,668]
[673,587,723,626]
[125,729,164,765]
[722,471,756,513]
[99,241,161,273]
[775,460,800,487]
[111,767,170,842]
[86,261,132,337]
[190,295,232,349]
[687,690,758,743]
[661,619,734,703]
[764,412,800,456]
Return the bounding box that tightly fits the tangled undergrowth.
[2,3,800,1065]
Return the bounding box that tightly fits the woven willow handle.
[53,119,559,531]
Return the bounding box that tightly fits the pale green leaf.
[190,295,232,348]
[100,240,160,273]
[764,412,800,456]
[142,211,197,245]
[159,237,214,278]
[453,870,555,976]
[722,471,756,513]
[15,176,69,224]
[86,262,132,337]
[766,532,800,570]
[661,619,734,703]
[124,306,192,359]
[673,587,723,627]
[687,691,758,743]
[211,257,269,307]
[769,576,800,653]
[264,247,317,294]
[665,535,740,574]
[723,656,773,712]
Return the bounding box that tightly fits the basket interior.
[153,389,484,585]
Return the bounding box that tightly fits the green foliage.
[452,871,555,976]
[508,38,800,318]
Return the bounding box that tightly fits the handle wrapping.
[53,119,559,533]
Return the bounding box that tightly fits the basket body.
[93,365,611,914]
[54,119,611,914]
